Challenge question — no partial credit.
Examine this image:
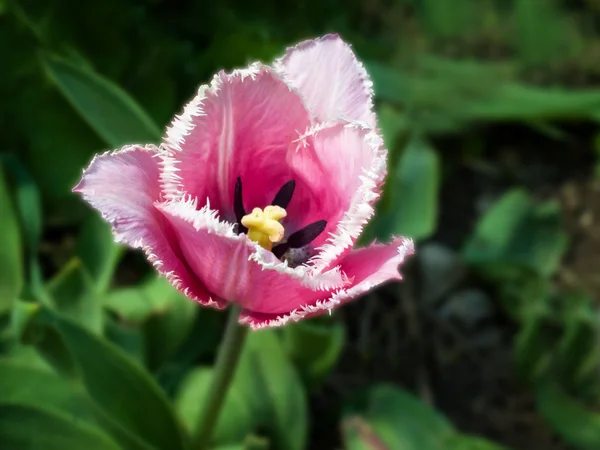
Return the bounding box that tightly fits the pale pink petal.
[275,34,375,126]
[73,145,222,308]
[239,237,414,329]
[161,63,311,219]
[158,198,350,315]
[287,122,387,271]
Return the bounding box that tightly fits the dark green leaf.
[0,163,23,311]
[0,404,120,450]
[41,54,161,147]
[22,306,188,450]
[77,213,124,294]
[282,317,345,389]
[47,259,103,334]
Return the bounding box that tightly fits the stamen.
[241,205,287,251]
[271,180,296,209]
[234,177,247,234]
[272,220,327,259]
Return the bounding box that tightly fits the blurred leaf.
[443,434,509,450]
[514,310,555,382]
[556,292,600,389]
[342,384,453,450]
[176,366,257,446]
[377,103,407,150]
[176,330,307,449]
[77,213,124,294]
[249,330,308,450]
[21,306,188,450]
[0,361,93,423]
[104,317,146,366]
[18,88,102,223]
[47,258,103,334]
[462,189,568,278]
[417,0,478,39]
[536,379,600,450]
[0,404,120,450]
[41,54,161,147]
[0,156,45,301]
[373,137,440,241]
[515,0,581,67]
[463,189,532,264]
[0,162,22,311]
[142,277,197,371]
[282,317,345,389]
[105,276,197,370]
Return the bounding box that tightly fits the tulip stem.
[193,305,248,450]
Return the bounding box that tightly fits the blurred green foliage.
[2,0,600,449]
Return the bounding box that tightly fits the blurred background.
[2,0,600,449]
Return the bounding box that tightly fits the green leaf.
[142,277,197,371]
[0,361,93,423]
[248,330,308,450]
[282,317,345,389]
[176,367,258,446]
[104,276,197,370]
[176,330,307,449]
[514,311,555,382]
[374,137,440,241]
[443,434,509,450]
[0,156,45,301]
[41,54,161,147]
[536,380,600,450]
[0,162,23,311]
[21,306,188,450]
[556,292,600,389]
[462,189,568,278]
[0,404,121,450]
[47,258,103,334]
[342,384,454,450]
[77,213,124,294]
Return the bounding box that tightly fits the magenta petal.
[161,63,311,217]
[276,34,375,126]
[288,122,387,271]
[73,145,222,308]
[239,237,414,329]
[158,199,350,315]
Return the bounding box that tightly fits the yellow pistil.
[241,205,287,251]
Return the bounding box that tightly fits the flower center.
[241,205,287,251]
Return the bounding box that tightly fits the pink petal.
[73,145,222,308]
[288,122,387,271]
[240,237,414,329]
[161,63,311,218]
[275,34,375,127]
[158,198,350,315]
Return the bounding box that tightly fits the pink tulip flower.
[74,34,414,329]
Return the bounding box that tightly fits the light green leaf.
[41,54,161,147]
[21,306,188,450]
[176,366,258,446]
[176,329,307,449]
[0,361,93,423]
[536,380,600,450]
[248,330,308,450]
[0,404,120,450]
[0,163,22,311]
[342,385,453,450]
[47,258,103,334]
[375,137,440,241]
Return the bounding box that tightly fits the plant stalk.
[193,305,248,450]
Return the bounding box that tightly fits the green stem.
[193,305,248,450]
